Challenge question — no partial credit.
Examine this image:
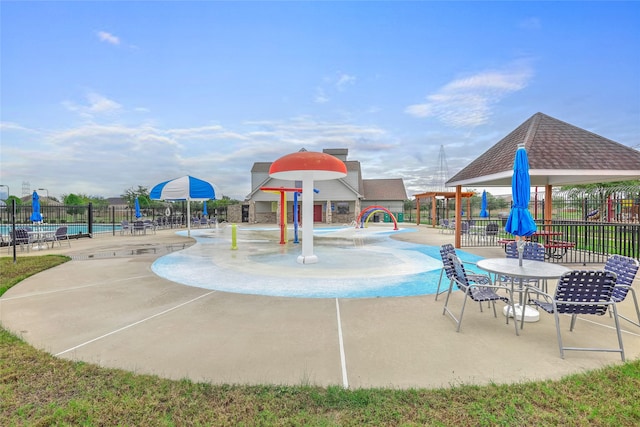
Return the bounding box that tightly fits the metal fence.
[438,187,640,264]
[455,219,640,264]
[0,203,195,238]
[3,187,639,264]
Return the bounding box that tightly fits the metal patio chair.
[522,270,625,361]
[604,255,640,327]
[436,244,494,301]
[443,254,517,334]
[45,226,71,248]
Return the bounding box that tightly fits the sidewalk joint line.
[335,298,349,389]
[0,275,154,301]
[55,290,217,356]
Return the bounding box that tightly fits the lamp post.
[37,188,49,199]
[0,184,9,200]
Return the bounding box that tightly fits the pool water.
[151,226,482,299]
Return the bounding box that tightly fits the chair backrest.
[11,228,29,243]
[604,255,639,302]
[460,222,469,234]
[439,244,457,280]
[133,220,145,229]
[485,223,499,236]
[506,241,545,261]
[55,226,68,237]
[554,270,616,316]
[448,253,470,291]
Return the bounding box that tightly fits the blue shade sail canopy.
[480,190,489,218]
[134,197,142,218]
[150,175,216,236]
[30,191,43,222]
[505,145,537,237]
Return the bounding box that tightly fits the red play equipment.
[356,205,399,230]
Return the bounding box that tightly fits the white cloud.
[336,73,356,91]
[314,88,329,104]
[405,63,534,127]
[97,31,120,45]
[63,92,122,119]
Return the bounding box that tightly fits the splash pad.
[151,225,483,298]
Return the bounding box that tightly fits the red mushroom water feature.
[269,151,347,264]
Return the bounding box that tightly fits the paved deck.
[1,224,638,389]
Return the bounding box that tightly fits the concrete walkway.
[1,224,638,389]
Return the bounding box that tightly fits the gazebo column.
[455,185,462,248]
[431,195,437,227]
[545,185,553,226]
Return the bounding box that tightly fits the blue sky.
[1,1,639,201]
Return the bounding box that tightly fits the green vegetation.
[1,256,639,426]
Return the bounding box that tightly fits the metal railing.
[457,219,639,265]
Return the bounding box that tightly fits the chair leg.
[455,293,470,332]
[611,288,640,327]
[554,310,565,359]
[435,268,445,301]
[611,303,626,362]
[569,313,578,331]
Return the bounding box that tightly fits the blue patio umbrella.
[480,190,489,218]
[30,191,43,223]
[134,197,142,219]
[150,175,216,236]
[505,144,537,265]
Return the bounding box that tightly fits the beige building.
[243,148,407,225]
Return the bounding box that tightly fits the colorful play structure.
[260,188,401,246]
[355,205,399,230]
[260,186,319,245]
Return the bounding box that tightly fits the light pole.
[0,184,9,200]
[37,188,49,199]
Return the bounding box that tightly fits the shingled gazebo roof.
[446,112,640,187]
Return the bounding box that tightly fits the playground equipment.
[356,205,399,230]
[269,151,347,264]
[260,186,319,245]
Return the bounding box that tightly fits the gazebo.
[413,191,475,227]
[445,112,640,248]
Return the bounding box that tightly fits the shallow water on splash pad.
[151,226,483,298]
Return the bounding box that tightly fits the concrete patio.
[1,224,638,389]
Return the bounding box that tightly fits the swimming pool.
[0,223,121,235]
[151,226,483,298]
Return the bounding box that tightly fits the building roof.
[447,112,640,187]
[362,178,408,201]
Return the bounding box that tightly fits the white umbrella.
[150,175,216,236]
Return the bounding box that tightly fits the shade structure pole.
[187,199,191,237]
[298,174,318,264]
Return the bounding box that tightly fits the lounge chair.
[45,226,71,248]
[522,270,624,361]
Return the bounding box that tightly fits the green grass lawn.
[1,256,639,426]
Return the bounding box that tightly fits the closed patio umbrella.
[203,200,208,217]
[30,191,43,223]
[505,144,537,265]
[480,190,489,218]
[134,197,142,219]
